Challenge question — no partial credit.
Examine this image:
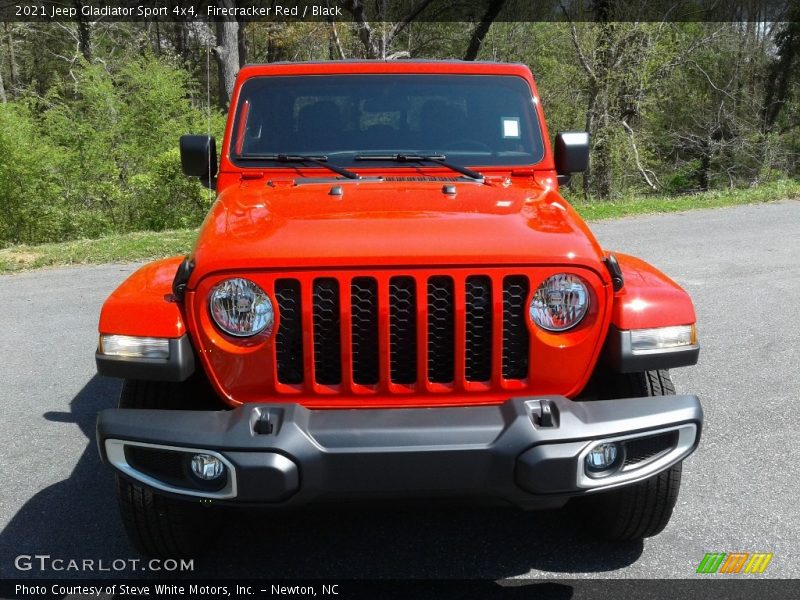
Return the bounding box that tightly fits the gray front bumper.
[97,395,702,509]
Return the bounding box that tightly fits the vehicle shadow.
[0,375,129,579]
[1,375,642,581]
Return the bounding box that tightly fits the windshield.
[230,74,545,169]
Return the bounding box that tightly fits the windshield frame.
[227,73,547,172]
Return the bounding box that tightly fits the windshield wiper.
[237,154,360,180]
[354,153,484,181]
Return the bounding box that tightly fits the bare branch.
[560,1,596,84]
[687,59,735,99]
[621,118,660,190]
[328,20,346,60]
[341,0,377,57]
[387,0,437,46]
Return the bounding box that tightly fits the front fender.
[609,253,696,330]
[96,257,195,381]
[602,253,699,373]
[98,257,187,338]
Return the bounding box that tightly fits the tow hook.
[531,399,558,428]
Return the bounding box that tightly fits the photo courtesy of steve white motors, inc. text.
[14,583,340,597]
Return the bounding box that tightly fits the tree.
[73,0,92,61]
[341,0,437,58]
[463,0,507,60]
[762,18,800,132]
[213,0,240,109]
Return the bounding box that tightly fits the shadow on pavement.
[0,375,127,579]
[1,375,642,580]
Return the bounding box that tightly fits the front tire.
[115,377,223,557]
[577,369,684,541]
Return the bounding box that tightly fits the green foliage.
[0,54,223,246]
[0,103,65,244]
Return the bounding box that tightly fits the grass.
[1,179,798,273]
[0,229,198,273]
[571,178,800,221]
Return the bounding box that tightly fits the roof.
[236,60,533,80]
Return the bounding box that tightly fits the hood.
[189,178,607,283]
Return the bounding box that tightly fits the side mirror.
[180,135,217,188]
[554,132,589,184]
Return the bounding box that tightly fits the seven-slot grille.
[273,273,531,390]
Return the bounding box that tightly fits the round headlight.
[209,278,274,337]
[530,274,589,332]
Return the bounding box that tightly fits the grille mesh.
[351,278,379,385]
[624,431,679,467]
[465,276,493,382]
[312,278,342,385]
[125,446,185,483]
[502,276,530,379]
[389,277,417,384]
[427,276,455,383]
[275,279,304,384]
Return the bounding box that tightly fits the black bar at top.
[0,0,796,23]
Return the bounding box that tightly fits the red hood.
[188,178,608,286]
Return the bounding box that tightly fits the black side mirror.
[180,135,217,188]
[554,132,589,184]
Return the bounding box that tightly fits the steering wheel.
[441,140,493,152]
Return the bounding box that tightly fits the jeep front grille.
[272,271,532,391]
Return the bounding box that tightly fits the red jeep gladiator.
[96,61,702,557]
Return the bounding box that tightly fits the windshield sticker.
[502,117,520,139]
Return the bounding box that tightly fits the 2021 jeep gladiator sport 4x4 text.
[95,61,702,557]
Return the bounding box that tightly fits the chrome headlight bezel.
[208,277,274,338]
[529,273,590,332]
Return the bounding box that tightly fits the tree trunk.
[214,0,240,110]
[582,92,596,199]
[586,21,615,200]
[591,114,613,200]
[5,23,18,95]
[698,138,711,191]
[463,0,506,60]
[153,20,162,56]
[762,20,800,131]
[173,20,191,65]
[237,21,248,67]
[342,0,380,58]
[73,0,92,61]
[0,67,6,104]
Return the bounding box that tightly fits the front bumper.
[97,395,702,509]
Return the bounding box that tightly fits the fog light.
[190,454,225,481]
[585,442,620,473]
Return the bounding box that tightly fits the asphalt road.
[1,200,799,584]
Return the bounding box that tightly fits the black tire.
[115,376,223,558]
[577,369,683,541]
